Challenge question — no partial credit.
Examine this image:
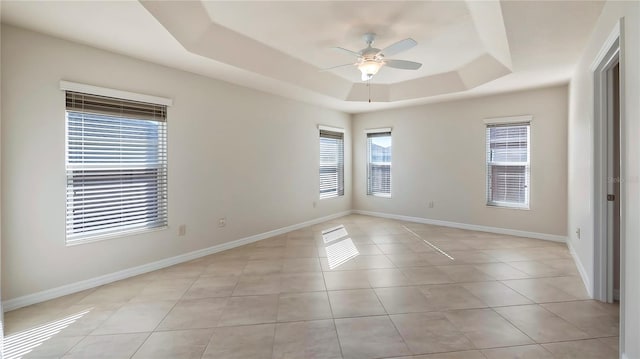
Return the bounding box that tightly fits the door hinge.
[607,194,615,201]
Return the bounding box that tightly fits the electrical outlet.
[178,225,186,237]
[218,217,227,228]
[428,201,434,208]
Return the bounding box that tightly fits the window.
[486,120,530,208]
[367,129,392,197]
[65,90,168,243]
[319,126,344,199]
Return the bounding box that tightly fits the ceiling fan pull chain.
[368,79,371,103]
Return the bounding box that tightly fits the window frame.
[484,116,532,210]
[318,125,345,200]
[366,128,392,198]
[61,81,172,245]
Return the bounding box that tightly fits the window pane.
[488,165,527,204]
[65,92,168,243]
[367,132,392,196]
[319,130,344,199]
[486,123,529,207]
[488,125,528,163]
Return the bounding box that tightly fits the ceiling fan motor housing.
[363,32,376,46]
[361,47,383,59]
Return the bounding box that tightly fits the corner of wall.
[567,238,594,298]
[348,111,357,212]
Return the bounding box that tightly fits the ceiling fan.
[324,33,422,81]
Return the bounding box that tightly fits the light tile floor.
[3,215,619,358]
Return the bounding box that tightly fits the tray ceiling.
[1,1,604,113]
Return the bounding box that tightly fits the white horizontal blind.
[486,122,530,207]
[319,129,344,199]
[367,131,392,197]
[65,91,168,243]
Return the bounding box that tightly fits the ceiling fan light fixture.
[325,34,420,84]
[358,60,382,81]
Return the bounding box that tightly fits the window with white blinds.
[319,127,344,199]
[65,91,168,243]
[486,122,530,208]
[367,130,392,197]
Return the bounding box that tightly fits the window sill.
[368,193,392,199]
[320,194,345,201]
[486,203,530,211]
[66,226,168,246]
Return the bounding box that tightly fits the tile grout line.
[318,229,346,359]
[372,225,425,357]
[487,305,539,347]
[127,332,154,359]
[125,283,192,358]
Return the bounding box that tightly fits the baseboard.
[2,210,352,312]
[567,240,594,298]
[353,210,568,242]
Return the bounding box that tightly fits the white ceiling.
[201,1,482,83]
[0,1,604,113]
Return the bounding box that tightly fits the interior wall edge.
[352,209,567,242]
[1,210,352,312]
[567,240,594,298]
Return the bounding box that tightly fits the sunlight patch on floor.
[322,225,349,244]
[3,309,91,359]
[325,237,360,269]
[322,224,359,269]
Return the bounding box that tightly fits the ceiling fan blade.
[320,63,355,71]
[332,47,361,57]
[384,59,422,70]
[380,38,417,57]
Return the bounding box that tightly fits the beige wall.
[0,25,351,300]
[352,85,568,237]
[567,1,640,357]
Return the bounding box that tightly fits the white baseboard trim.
[353,210,568,242]
[2,210,352,312]
[567,240,594,298]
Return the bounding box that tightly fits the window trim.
[318,125,344,134]
[366,128,392,198]
[60,81,172,106]
[62,83,172,245]
[318,125,345,200]
[364,127,392,134]
[484,116,532,210]
[64,226,168,247]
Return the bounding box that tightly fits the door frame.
[591,19,624,355]
[592,23,621,303]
